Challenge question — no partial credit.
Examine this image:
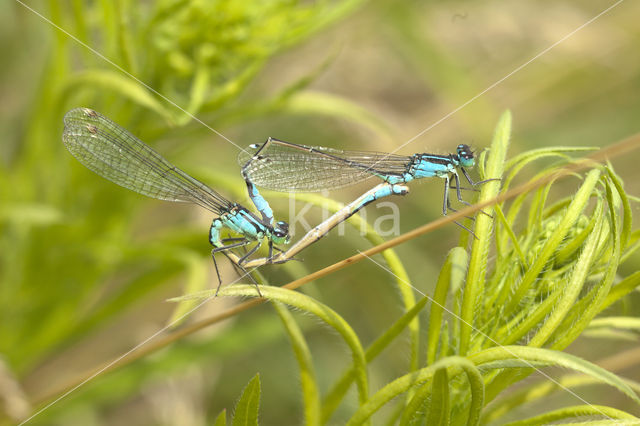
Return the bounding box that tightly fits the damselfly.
[238,138,494,235]
[62,108,290,295]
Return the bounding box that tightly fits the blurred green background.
[1,0,639,424]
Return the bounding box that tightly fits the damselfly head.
[272,221,291,244]
[456,144,475,168]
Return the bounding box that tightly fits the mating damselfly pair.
[62,108,492,295]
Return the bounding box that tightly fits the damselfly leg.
[212,240,262,296]
[443,174,477,238]
[238,241,262,265]
[223,251,262,297]
[456,168,500,218]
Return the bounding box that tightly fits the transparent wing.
[63,108,233,215]
[238,139,412,192]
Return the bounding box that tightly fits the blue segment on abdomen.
[411,159,453,178]
[356,184,408,210]
[246,182,274,225]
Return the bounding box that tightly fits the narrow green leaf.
[505,169,601,314]
[554,206,598,265]
[62,70,173,122]
[551,177,622,349]
[484,372,640,423]
[0,204,62,226]
[502,404,638,426]
[232,374,261,426]
[399,383,429,425]
[428,247,468,364]
[272,302,321,426]
[460,110,510,355]
[185,63,211,118]
[167,251,209,327]
[528,202,604,347]
[172,285,370,405]
[606,166,632,250]
[504,146,598,171]
[278,0,368,47]
[503,147,597,191]
[582,328,639,341]
[425,368,450,426]
[551,422,640,425]
[282,90,393,141]
[493,203,526,265]
[213,409,227,426]
[113,0,135,72]
[496,288,561,345]
[322,295,430,424]
[347,357,483,426]
[469,346,640,406]
[600,271,640,311]
[276,47,339,100]
[589,316,640,332]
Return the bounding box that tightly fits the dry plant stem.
[29,130,640,408]
[224,183,403,268]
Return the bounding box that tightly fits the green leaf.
[504,168,601,314]
[606,166,632,250]
[503,147,598,190]
[588,316,640,333]
[172,285,369,405]
[0,204,63,226]
[213,409,227,426]
[272,302,321,426]
[232,374,261,426]
[427,247,468,365]
[600,271,640,311]
[347,357,483,425]
[425,368,449,426]
[527,201,604,347]
[62,70,173,122]
[469,346,640,406]
[502,404,638,426]
[322,294,430,424]
[166,250,209,327]
[483,371,640,423]
[459,109,510,355]
[551,422,640,425]
[550,176,622,350]
[282,90,393,141]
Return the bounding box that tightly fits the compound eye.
[458,144,473,159]
[276,221,289,232]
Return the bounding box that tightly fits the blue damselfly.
[63,108,290,295]
[238,138,494,235]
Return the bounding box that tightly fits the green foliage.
[213,409,227,426]
[232,374,261,426]
[4,1,640,424]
